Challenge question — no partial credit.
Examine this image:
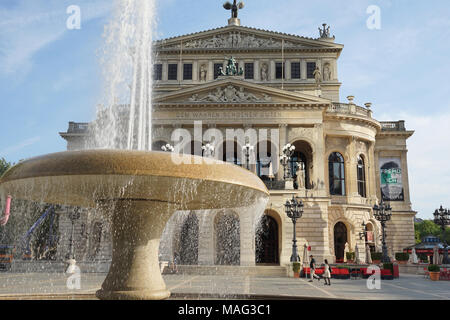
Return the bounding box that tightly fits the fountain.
[0,150,268,299]
[0,0,269,300]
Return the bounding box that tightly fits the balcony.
[67,122,90,134]
[327,102,372,118]
[263,180,286,190]
[380,121,406,132]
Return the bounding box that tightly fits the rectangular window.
[291,62,301,79]
[307,62,316,79]
[244,63,254,79]
[183,64,193,80]
[153,64,162,81]
[214,63,223,79]
[168,64,178,80]
[275,62,285,79]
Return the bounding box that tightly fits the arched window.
[328,152,346,196]
[357,155,366,198]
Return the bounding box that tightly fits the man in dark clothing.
[309,255,321,282]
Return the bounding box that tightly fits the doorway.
[334,222,348,262]
[256,215,279,265]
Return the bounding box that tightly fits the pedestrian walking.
[308,255,320,282]
[323,259,331,286]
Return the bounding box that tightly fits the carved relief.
[189,85,272,103]
[162,32,304,50]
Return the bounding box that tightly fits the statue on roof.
[319,23,335,40]
[223,0,245,19]
[219,57,244,76]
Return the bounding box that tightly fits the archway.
[334,222,348,262]
[215,211,240,265]
[255,215,279,265]
[290,140,313,189]
[179,212,199,265]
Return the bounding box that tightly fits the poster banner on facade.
[379,158,404,201]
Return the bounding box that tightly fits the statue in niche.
[199,65,207,82]
[323,63,332,81]
[261,63,268,81]
[296,162,306,189]
[313,66,322,87]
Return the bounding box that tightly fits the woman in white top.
[323,259,331,286]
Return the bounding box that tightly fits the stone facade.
[58,19,416,268]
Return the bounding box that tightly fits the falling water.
[90,0,156,150]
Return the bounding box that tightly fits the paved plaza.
[0,272,448,300]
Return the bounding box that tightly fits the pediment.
[154,78,331,105]
[155,25,343,51]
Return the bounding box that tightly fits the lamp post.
[285,195,304,262]
[161,144,174,152]
[359,222,367,241]
[373,200,392,263]
[280,143,295,180]
[202,143,215,158]
[242,143,254,170]
[433,205,450,264]
[66,207,81,273]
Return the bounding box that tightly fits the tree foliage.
[0,157,12,177]
[415,220,450,244]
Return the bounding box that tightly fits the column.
[254,60,260,81]
[208,61,214,81]
[301,60,307,80]
[270,60,276,80]
[197,212,215,265]
[193,61,198,82]
[313,124,327,197]
[285,60,291,80]
[277,124,288,181]
[240,212,256,266]
[162,61,168,81]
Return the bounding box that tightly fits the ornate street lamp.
[202,143,215,158]
[161,144,174,152]
[373,200,392,263]
[67,207,81,260]
[66,207,81,273]
[285,195,304,262]
[242,143,254,170]
[280,143,295,180]
[359,221,367,241]
[433,205,450,264]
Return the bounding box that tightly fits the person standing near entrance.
[309,255,320,282]
[323,259,331,286]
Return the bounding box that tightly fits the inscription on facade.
[175,111,282,120]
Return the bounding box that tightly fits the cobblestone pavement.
[0,272,448,300]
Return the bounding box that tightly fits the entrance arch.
[255,215,279,265]
[179,212,199,265]
[215,211,240,265]
[334,222,348,261]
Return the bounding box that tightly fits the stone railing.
[327,103,372,118]
[380,121,406,131]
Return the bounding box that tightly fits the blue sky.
[1,0,450,219]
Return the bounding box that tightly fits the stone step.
[166,265,288,277]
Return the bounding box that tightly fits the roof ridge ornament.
[224,1,244,26]
[318,23,335,41]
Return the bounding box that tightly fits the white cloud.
[0,136,41,157]
[0,0,111,78]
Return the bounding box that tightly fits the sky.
[1,0,450,219]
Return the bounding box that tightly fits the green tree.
[414,220,449,243]
[0,158,12,177]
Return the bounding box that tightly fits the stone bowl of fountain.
[0,149,269,300]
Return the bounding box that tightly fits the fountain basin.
[0,150,269,300]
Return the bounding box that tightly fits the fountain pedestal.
[96,201,174,300]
